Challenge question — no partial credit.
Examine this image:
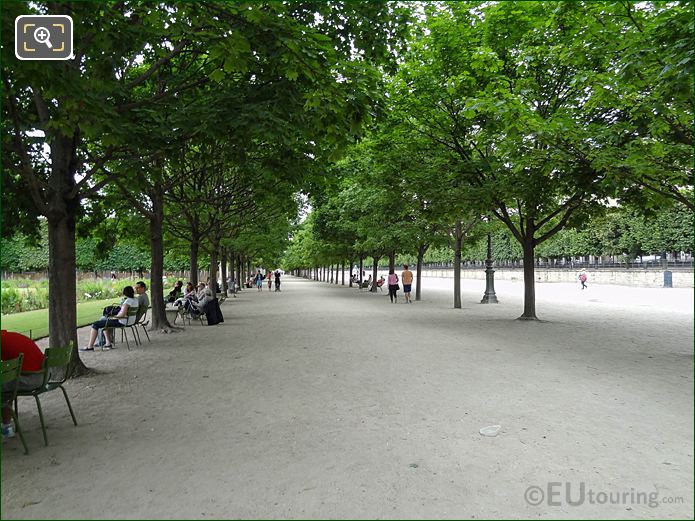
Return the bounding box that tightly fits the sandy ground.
[1,276,693,519]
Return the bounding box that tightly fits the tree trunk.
[209,233,220,294]
[335,263,339,284]
[520,231,538,320]
[388,251,396,272]
[416,243,427,301]
[229,250,236,290]
[45,134,87,374]
[359,256,364,284]
[454,220,462,309]
[330,264,334,284]
[149,187,171,330]
[189,233,199,286]
[221,250,227,293]
[48,211,86,374]
[370,256,380,292]
[341,260,345,285]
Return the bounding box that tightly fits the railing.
[416,260,694,270]
[12,328,49,341]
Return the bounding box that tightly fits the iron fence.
[418,260,693,270]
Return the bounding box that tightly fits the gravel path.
[1,276,692,519]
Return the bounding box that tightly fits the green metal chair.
[103,306,139,350]
[15,344,78,446]
[119,305,142,348]
[1,354,29,454]
[134,307,151,345]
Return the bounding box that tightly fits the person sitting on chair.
[174,282,195,306]
[191,288,214,314]
[1,330,45,439]
[167,281,183,303]
[81,286,139,351]
[135,281,150,321]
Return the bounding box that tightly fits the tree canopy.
[2,1,692,348]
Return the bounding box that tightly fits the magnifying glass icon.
[33,26,53,49]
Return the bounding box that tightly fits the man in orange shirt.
[1,330,45,438]
[401,264,414,303]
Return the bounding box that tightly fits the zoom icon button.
[15,15,73,60]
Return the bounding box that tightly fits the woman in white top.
[81,286,139,351]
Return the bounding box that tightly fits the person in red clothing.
[1,330,45,438]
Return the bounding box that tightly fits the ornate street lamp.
[480,226,499,304]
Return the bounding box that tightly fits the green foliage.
[1,286,50,315]
[0,229,49,272]
[585,2,693,210]
[0,278,147,315]
[96,242,150,272]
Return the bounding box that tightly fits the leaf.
[209,69,225,83]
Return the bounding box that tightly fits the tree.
[3,1,407,348]
[392,2,625,319]
[2,2,225,367]
[586,2,693,210]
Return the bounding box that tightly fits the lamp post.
[480,230,499,304]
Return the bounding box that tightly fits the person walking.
[387,269,399,304]
[274,270,282,292]
[255,270,264,292]
[267,270,273,290]
[579,272,588,290]
[401,264,414,303]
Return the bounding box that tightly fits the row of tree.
[3,1,411,372]
[2,2,692,371]
[394,204,693,266]
[281,1,692,318]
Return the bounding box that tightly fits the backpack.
[579,274,587,282]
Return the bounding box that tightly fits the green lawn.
[0,298,119,340]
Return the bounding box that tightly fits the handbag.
[102,305,120,316]
[396,284,400,291]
